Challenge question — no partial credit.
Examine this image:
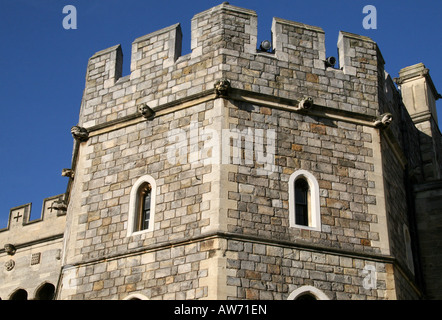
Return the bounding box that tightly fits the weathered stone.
[2,2,440,302]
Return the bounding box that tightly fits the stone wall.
[62,101,219,267]
[57,2,426,300]
[2,2,439,300]
[225,238,394,300]
[59,237,223,300]
[414,182,442,299]
[224,100,381,253]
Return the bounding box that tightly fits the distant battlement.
[0,194,66,248]
[78,2,385,129]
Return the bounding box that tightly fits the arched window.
[9,289,28,300]
[289,170,321,231]
[123,293,149,300]
[35,283,55,300]
[127,175,156,236]
[287,285,329,300]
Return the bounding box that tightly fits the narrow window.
[137,183,152,231]
[288,170,321,231]
[295,178,309,226]
[127,175,156,236]
[403,224,415,273]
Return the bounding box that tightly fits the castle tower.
[395,63,442,300]
[55,2,420,300]
[395,63,442,181]
[2,3,441,300]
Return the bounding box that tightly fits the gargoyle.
[49,200,68,212]
[71,125,89,141]
[296,96,313,110]
[138,104,155,120]
[62,168,74,178]
[4,244,16,256]
[374,113,393,128]
[214,79,231,97]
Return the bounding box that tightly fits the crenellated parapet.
[78,2,386,129]
[0,194,67,244]
[0,194,66,300]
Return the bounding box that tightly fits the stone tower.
[1,3,441,300]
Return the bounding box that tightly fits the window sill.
[127,228,154,237]
[290,224,322,232]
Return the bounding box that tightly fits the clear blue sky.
[0,0,441,228]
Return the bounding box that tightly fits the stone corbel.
[295,96,313,110]
[374,112,393,129]
[393,77,403,86]
[71,125,89,142]
[4,244,16,256]
[214,79,231,97]
[49,200,68,213]
[62,168,74,178]
[138,104,155,120]
[420,68,429,77]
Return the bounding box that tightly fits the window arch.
[35,283,55,300]
[287,285,329,300]
[288,170,321,231]
[123,293,149,300]
[127,175,156,236]
[9,289,28,300]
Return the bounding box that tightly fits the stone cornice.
[0,233,64,254]
[83,87,381,138]
[395,63,441,100]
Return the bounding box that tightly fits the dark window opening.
[136,183,152,231]
[295,178,309,226]
[296,293,317,300]
[35,283,55,300]
[10,289,28,300]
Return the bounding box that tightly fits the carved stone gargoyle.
[214,79,231,97]
[374,113,393,129]
[71,125,89,142]
[62,168,74,178]
[296,96,314,110]
[49,200,68,213]
[138,104,155,120]
[4,244,16,256]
